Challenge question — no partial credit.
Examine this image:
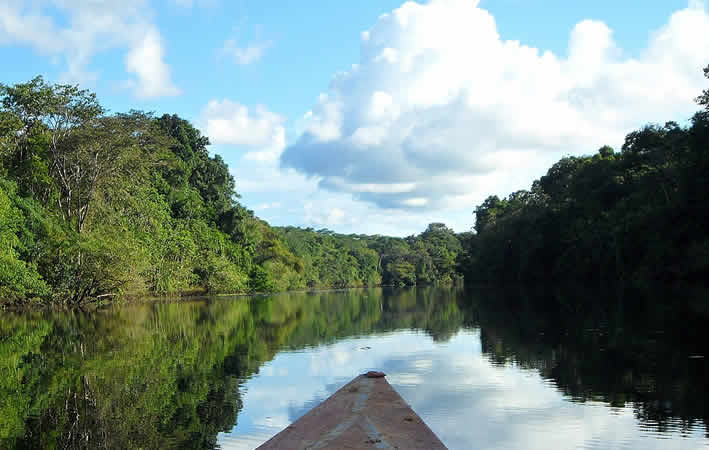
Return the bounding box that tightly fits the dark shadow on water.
[462,281,709,438]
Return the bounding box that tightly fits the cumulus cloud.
[0,0,180,98]
[202,99,286,160]
[0,1,63,52]
[124,29,181,98]
[280,0,709,211]
[221,38,270,65]
[229,152,461,235]
[304,203,347,227]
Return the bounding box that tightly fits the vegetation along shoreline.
[1,65,708,307]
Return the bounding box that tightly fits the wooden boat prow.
[257,371,447,449]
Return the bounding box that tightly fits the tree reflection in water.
[1,284,707,448]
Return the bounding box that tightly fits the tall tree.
[52,112,162,233]
[0,77,103,204]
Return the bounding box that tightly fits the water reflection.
[0,285,707,449]
[472,283,709,437]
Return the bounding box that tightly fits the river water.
[1,285,707,449]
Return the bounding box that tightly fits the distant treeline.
[277,223,462,289]
[459,65,709,282]
[0,77,462,306]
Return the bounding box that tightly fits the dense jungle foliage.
[0,77,462,306]
[459,65,709,282]
[277,223,462,289]
[2,66,707,305]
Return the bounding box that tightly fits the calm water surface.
[1,285,708,449]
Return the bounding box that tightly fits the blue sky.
[2,0,707,236]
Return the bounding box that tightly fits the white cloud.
[255,202,281,210]
[280,0,709,213]
[0,1,63,52]
[403,197,428,207]
[124,29,181,98]
[228,152,463,236]
[304,203,347,227]
[0,0,180,98]
[221,38,270,65]
[202,99,286,160]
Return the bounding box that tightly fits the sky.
[2,0,708,236]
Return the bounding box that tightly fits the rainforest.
[0,77,463,306]
[1,66,708,306]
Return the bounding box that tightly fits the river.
[1,285,707,449]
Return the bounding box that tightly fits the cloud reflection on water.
[217,329,707,450]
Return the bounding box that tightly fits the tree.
[1,75,473,304]
[598,145,615,158]
[52,112,161,233]
[156,114,239,225]
[0,180,49,302]
[696,64,709,110]
[462,66,709,282]
[387,261,416,286]
[474,196,508,233]
[0,76,103,204]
